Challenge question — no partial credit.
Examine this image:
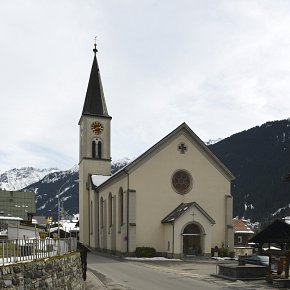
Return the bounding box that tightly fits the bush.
[211,247,229,257]
[135,247,156,258]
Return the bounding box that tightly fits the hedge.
[135,247,156,257]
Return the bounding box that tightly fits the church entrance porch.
[182,223,202,256]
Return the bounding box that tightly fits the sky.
[1,0,290,171]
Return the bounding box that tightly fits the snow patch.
[205,138,222,145]
[91,175,111,187]
[0,167,60,191]
[125,257,181,261]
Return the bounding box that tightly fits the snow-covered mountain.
[0,167,60,191]
[24,166,80,220]
[0,159,132,220]
[204,138,222,145]
[111,157,133,173]
[1,117,290,224]
[209,118,290,223]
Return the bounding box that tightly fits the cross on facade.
[178,143,187,154]
[190,212,195,221]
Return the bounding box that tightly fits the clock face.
[91,121,104,135]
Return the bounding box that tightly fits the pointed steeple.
[81,44,109,117]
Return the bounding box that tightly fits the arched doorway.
[183,223,202,256]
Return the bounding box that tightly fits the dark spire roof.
[81,45,109,117]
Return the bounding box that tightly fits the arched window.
[100,197,104,228]
[90,201,93,234]
[183,223,201,234]
[98,141,102,158]
[92,138,102,159]
[108,193,113,227]
[92,140,96,158]
[118,188,123,230]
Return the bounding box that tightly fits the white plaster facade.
[85,124,234,257]
[79,50,235,257]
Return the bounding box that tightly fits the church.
[79,45,235,258]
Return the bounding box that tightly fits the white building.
[79,46,234,257]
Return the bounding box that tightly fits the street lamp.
[57,179,79,238]
[57,180,70,238]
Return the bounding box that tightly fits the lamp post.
[57,179,79,238]
[57,180,69,238]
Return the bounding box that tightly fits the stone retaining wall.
[0,251,84,289]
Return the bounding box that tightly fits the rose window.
[172,170,192,194]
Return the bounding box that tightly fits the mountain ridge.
[209,118,290,222]
[1,119,290,223]
[0,158,133,220]
[0,167,60,191]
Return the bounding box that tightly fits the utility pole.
[58,181,69,238]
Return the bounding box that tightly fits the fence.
[0,237,77,266]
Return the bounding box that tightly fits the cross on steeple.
[178,143,187,154]
[93,36,98,55]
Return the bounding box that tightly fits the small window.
[238,236,243,244]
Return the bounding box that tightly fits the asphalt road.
[87,252,277,290]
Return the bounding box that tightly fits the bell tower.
[79,44,112,245]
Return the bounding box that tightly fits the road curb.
[85,269,107,290]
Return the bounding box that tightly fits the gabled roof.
[93,122,235,190]
[232,219,254,234]
[161,202,215,224]
[81,49,109,117]
[249,219,290,243]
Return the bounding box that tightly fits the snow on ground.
[211,256,236,260]
[125,257,181,261]
[125,256,236,261]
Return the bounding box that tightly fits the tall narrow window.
[118,188,123,230]
[98,141,102,158]
[90,201,93,234]
[100,197,103,228]
[92,140,96,158]
[109,193,113,227]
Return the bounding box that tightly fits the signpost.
[214,245,219,274]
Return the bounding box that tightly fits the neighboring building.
[233,218,254,246]
[49,219,79,239]
[0,216,22,240]
[7,222,42,240]
[33,216,48,227]
[233,218,254,257]
[0,190,36,220]
[79,46,235,257]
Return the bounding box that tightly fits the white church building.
[79,45,235,258]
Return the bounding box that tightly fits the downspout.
[124,170,130,255]
[172,222,175,259]
[225,194,233,250]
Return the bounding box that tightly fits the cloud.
[1,1,290,170]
